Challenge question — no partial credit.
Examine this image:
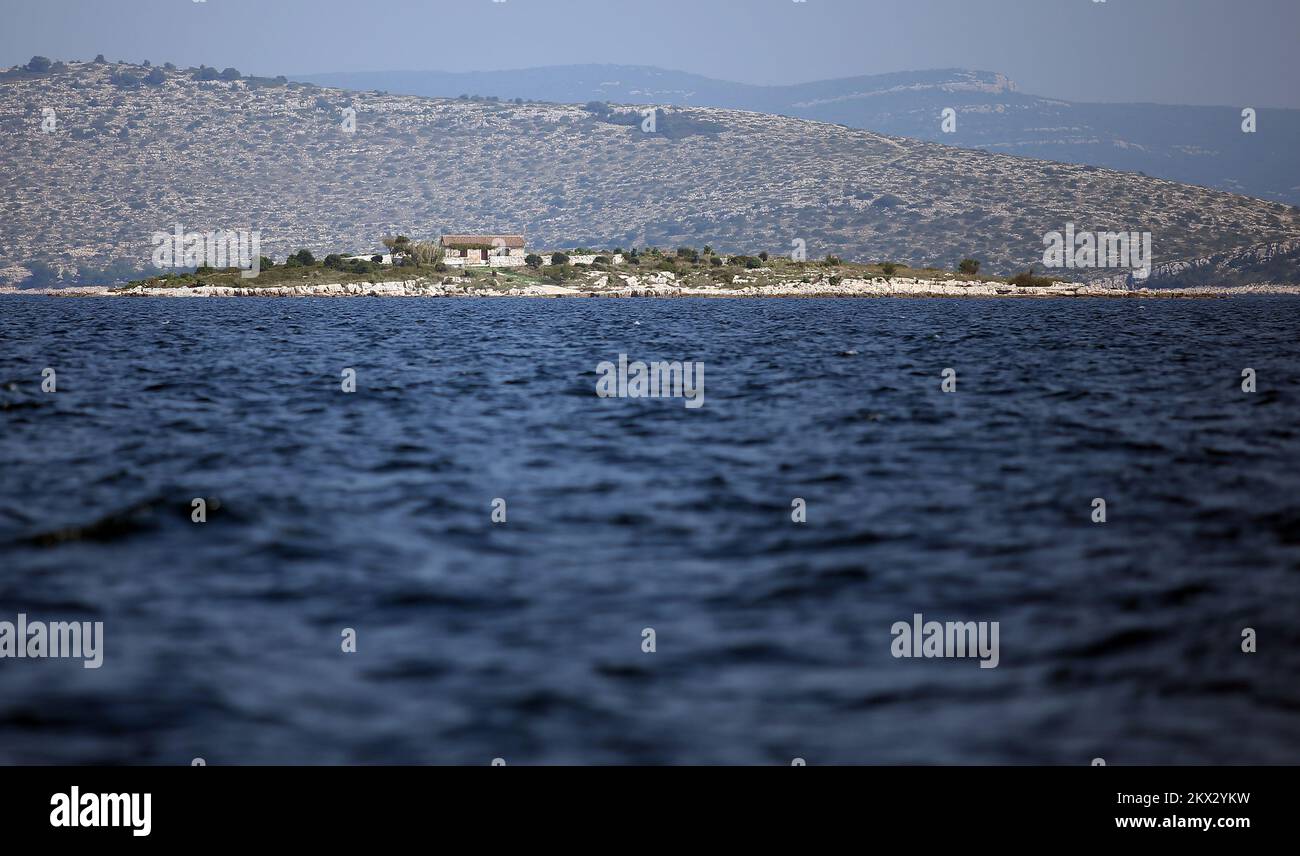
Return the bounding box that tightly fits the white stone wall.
[440,247,527,267]
[441,251,527,268]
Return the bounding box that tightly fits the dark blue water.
[1,295,1298,765]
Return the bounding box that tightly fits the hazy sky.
[2,0,1298,108]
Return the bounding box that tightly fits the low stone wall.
[442,255,527,268]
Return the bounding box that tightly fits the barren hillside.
[3,61,1299,286]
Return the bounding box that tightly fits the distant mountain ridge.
[4,61,1300,288]
[298,65,1300,207]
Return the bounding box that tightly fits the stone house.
[440,234,528,268]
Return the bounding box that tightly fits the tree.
[958,258,981,275]
[407,241,442,266]
[219,67,241,81]
[382,235,411,256]
[370,255,384,264]
[24,56,52,73]
[258,256,275,270]
[293,249,315,266]
[144,68,166,86]
[525,254,543,268]
[880,262,899,276]
[93,54,107,64]
[323,254,345,269]
[194,66,219,81]
[551,252,570,266]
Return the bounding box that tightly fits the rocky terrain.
[47,272,1300,300]
[303,65,1300,207]
[3,60,1300,288]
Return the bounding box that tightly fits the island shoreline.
[10,278,1300,300]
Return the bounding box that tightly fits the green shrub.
[958,258,981,275]
[110,69,142,89]
[1008,270,1055,288]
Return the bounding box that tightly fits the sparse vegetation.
[5,60,1299,288]
[1007,269,1057,288]
[111,245,1052,294]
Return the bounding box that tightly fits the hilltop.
[300,65,1300,207]
[3,60,1300,288]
